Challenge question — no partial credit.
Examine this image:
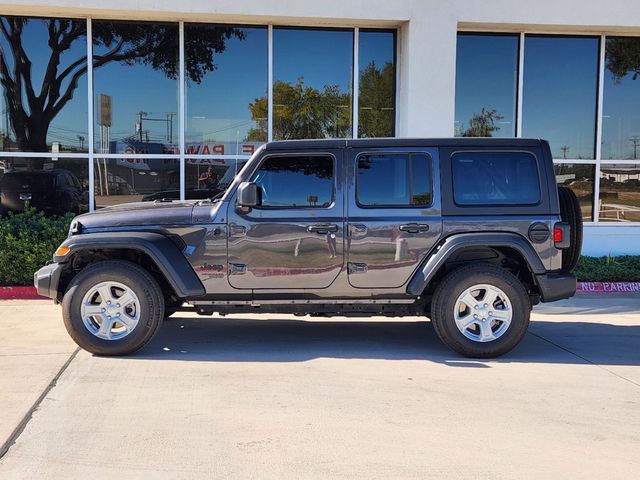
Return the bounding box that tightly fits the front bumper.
[33,262,64,302]
[536,271,576,302]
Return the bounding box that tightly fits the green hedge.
[0,207,73,286]
[574,255,640,282]
[0,208,639,285]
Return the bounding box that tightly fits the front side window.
[357,153,432,207]
[252,155,334,208]
[452,152,540,205]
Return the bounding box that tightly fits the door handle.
[307,224,339,234]
[399,223,430,233]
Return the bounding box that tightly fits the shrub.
[0,207,73,286]
[574,255,640,282]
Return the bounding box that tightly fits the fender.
[406,232,546,296]
[55,232,205,298]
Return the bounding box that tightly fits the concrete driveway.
[0,296,639,479]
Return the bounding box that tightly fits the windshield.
[216,146,265,202]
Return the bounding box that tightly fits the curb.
[0,286,46,300]
[1,283,638,300]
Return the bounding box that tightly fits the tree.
[0,17,244,156]
[605,37,640,83]
[357,61,395,137]
[461,108,504,137]
[247,78,351,141]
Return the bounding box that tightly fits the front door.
[227,150,345,290]
[346,148,442,288]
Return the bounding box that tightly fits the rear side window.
[452,151,540,205]
[252,155,334,208]
[357,153,432,207]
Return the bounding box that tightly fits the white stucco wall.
[1,0,640,255]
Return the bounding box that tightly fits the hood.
[75,200,202,229]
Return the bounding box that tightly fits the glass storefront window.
[602,37,640,161]
[599,164,640,222]
[554,163,596,221]
[522,35,599,160]
[272,28,353,140]
[358,30,396,138]
[92,21,179,155]
[184,157,245,200]
[93,157,179,208]
[0,157,89,216]
[185,25,268,150]
[454,33,519,138]
[0,16,88,153]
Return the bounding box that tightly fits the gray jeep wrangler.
[35,138,581,358]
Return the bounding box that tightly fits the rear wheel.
[431,263,531,358]
[558,186,583,272]
[62,260,164,355]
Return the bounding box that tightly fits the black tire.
[558,186,583,272]
[431,263,531,358]
[62,260,164,356]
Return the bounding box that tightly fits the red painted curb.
[577,282,640,293]
[0,286,46,300]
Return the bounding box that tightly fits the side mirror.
[237,182,258,208]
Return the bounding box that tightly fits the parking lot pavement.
[0,297,639,479]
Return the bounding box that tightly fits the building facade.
[1,0,640,255]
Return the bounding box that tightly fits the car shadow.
[126,316,640,367]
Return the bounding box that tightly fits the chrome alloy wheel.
[80,281,141,340]
[453,284,513,343]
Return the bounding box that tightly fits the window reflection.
[358,30,396,138]
[93,157,179,208]
[554,163,595,221]
[252,155,334,207]
[522,35,599,159]
[272,28,353,140]
[185,25,267,149]
[0,157,89,216]
[602,37,640,160]
[455,33,518,137]
[0,16,88,153]
[184,158,246,200]
[599,164,640,222]
[92,21,179,154]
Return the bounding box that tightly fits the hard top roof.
[264,137,544,150]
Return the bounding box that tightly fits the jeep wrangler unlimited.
[34,138,581,358]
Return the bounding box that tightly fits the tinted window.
[0,16,88,153]
[92,21,179,153]
[455,33,519,138]
[599,164,640,222]
[358,30,396,138]
[93,157,179,208]
[602,37,640,160]
[555,163,595,221]
[452,152,540,205]
[252,155,333,208]
[185,24,268,147]
[272,28,353,140]
[357,153,432,206]
[522,35,599,159]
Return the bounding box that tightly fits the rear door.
[346,148,442,288]
[226,149,345,290]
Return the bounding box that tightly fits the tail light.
[554,222,570,249]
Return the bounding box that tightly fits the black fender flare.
[406,232,546,296]
[55,232,205,298]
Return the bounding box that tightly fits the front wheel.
[62,260,165,355]
[431,263,531,358]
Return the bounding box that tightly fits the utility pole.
[77,135,85,150]
[136,111,147,142]
[560,145,570,159]
[630,135,640,160]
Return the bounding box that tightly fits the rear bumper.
[536,271,576,302]
[33,262,64,302]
